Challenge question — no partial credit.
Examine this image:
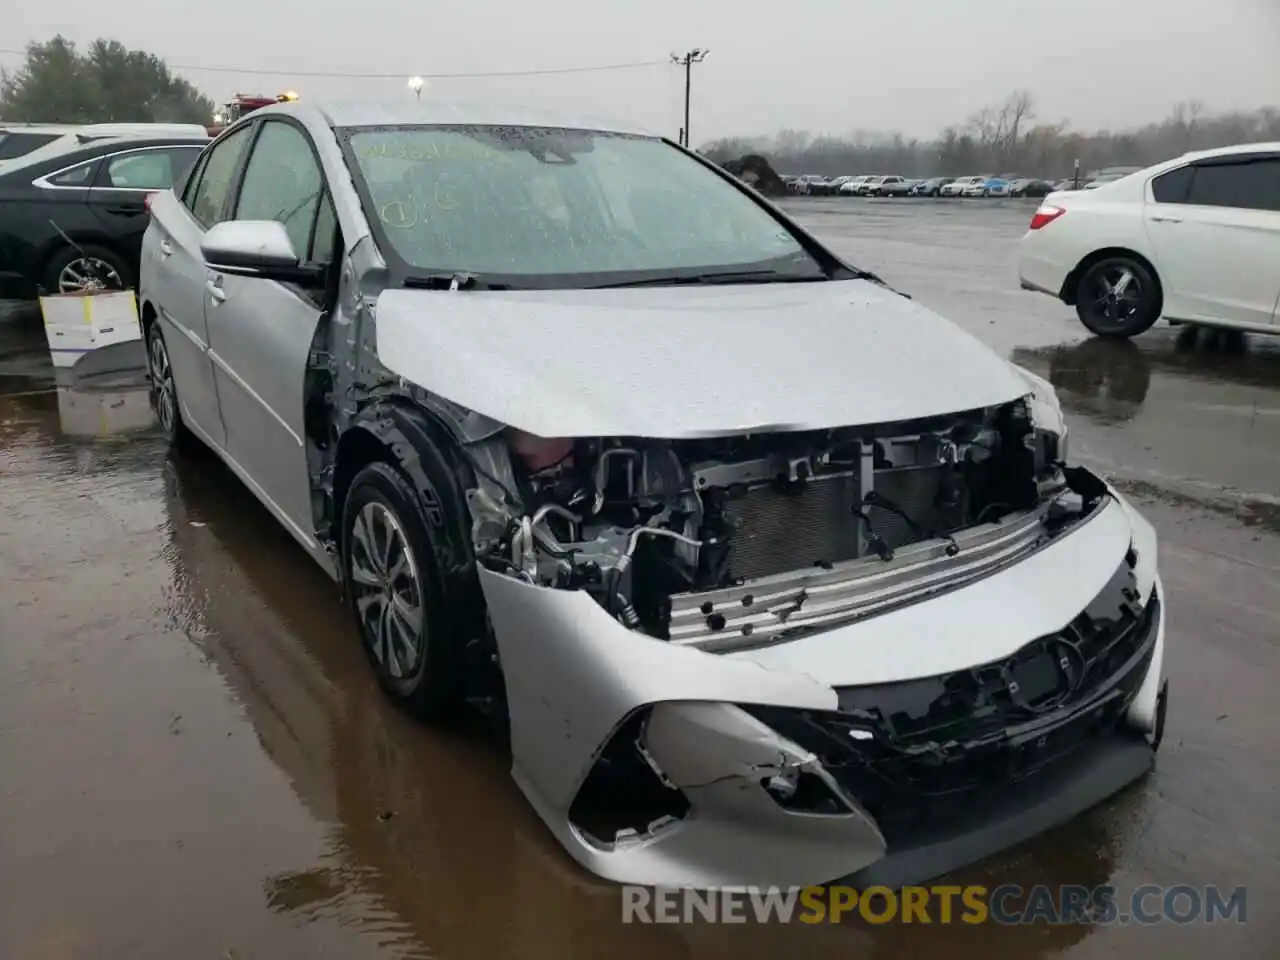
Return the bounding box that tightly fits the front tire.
[1074,256,1161,338]
[342,461,465,720]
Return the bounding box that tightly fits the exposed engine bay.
[469,397,1093,651]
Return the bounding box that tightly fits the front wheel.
[1074,257,1161,338]
[342,461,465,719]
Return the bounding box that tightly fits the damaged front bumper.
[478,480,1167,889]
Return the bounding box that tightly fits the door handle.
[205,278,226,304]
[159,240,173,257]
[104,204,142,216]
[1150,215,1182,224]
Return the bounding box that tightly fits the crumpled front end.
[442,364,1167,888]
[478,478,1166,889]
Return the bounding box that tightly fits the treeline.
[0,36,215,124]
[700,91,1280,178]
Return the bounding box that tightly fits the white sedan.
[941,175,990,197]
[1018,142,1280,338]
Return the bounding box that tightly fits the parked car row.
[784,173,1060,198]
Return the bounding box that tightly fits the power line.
[0,48,668,80]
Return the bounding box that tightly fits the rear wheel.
[1074,256,1161,338]
[147,321,196,450]
[42,243,131,295]
[342,461,465,719]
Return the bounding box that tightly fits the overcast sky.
[7,0,1278,144]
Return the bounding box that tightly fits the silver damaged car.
[139,100,1169,890]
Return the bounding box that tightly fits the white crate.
[39,290,142,368]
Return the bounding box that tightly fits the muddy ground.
[1,198,1277,959]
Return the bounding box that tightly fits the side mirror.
[201,220,324,286]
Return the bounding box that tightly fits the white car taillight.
[1029,204,1065,230]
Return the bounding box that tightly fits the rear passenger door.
[147,125,256,448]
[1144,153,1280,327]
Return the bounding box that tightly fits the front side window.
[341,125,824,287]
[187,124,253,227]
[234,120,324,256]
[1185,158,1280,212]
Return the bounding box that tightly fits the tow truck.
[206,91,298,136]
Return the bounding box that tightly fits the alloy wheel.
[1087,265,1144,331]
[149,334,177,435]
[349,501,426,679]
[58,257,123,293]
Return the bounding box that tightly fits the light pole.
[670,48,708,148]
[407,76,425,100]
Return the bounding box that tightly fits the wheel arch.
[331,401,479,589]
[1062,247,1163,311]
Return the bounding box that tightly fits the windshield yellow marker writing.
[379,199,417,228]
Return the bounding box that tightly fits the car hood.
[373,279,1030,439]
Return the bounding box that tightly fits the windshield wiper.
[403,272,506,291]
[592,269,829,289]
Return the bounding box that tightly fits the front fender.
[335,402,477,581]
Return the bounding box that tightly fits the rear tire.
[342,461,465,720]
[1074,256,1161,338]
[147,321,197,451]
[42,243,131,295]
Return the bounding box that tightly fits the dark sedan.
[0,135,207,298]
[910,176,955,196]
[1008,178,1057,198]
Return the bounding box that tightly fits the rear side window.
[1184,158,1280,212]
[48,160,99,187]
[1151,165,1193,204]
[185,125,253,227]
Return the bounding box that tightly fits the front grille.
[723,468,949,580]
[743,559,1158,843]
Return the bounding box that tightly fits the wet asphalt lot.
[2,196,1278,959]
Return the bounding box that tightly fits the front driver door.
[203,117,335,546]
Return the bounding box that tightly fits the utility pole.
[670,48,709,148]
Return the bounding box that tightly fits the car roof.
[253,99,655,137]
[0,131,208,174]
[1179,141,1280,161]
[0,135,209,178]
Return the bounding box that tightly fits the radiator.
[723,467,944,580]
